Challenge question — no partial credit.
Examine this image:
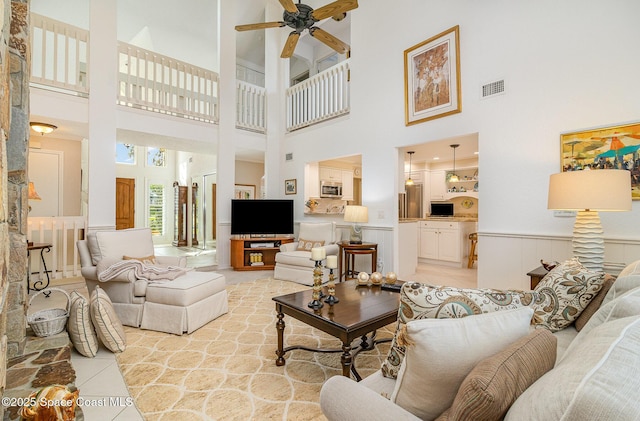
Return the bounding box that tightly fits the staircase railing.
[27,216,87,280]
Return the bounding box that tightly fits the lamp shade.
[548,170,631,212]
[28,182,42,201]
[344,205,368,223]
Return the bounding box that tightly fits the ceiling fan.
[235,0,358,58]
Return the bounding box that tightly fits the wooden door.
[116,178,135,230]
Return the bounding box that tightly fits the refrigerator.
[399,184,423,219]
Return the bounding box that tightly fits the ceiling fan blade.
[311,0,358,21]
[309,27,350,54]
[279,0,299,14]
[281,32,300,58]
[235,22,285,31]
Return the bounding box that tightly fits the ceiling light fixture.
[405,151,415,186]
[30,122,57,135]
[449,144,460,182]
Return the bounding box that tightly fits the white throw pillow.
[391,306,534,420]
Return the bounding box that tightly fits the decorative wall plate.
[461,199,474,209]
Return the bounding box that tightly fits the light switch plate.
[553,210,576,217]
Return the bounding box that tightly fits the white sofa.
[320,260,640,420]
[77,228,228,335]
[274,222,341,285]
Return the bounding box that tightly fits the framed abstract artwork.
[561,121,640,200]
[285,179,297,195]
[404,25,461,126]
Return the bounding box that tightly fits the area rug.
[115,278,394,420]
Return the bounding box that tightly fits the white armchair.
[274,222,341,285]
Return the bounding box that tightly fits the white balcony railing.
[30,13,89,95]
[236,80,266,133]
[117,43,219,123]
[30,14,349,132]
[286,59,350,132]
[27,216,87,280]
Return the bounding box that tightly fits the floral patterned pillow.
[532,258,605,332]
[296,239,324,251]
[381,282,540,379]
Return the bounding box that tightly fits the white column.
[264,1,288,198]
[216,0,237,268]
[87,0,117,229]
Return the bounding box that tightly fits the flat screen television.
[231,199,294,236]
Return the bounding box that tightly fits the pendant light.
[449,144,460,182]
[405,151,415,186]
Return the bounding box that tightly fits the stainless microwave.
[320,181,343,198]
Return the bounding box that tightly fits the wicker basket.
[27,288,71,337]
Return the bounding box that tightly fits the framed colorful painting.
[234,184,255,200]
[560,121,640,200]
[404,25,462,126]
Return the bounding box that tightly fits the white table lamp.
[548,169,631,272]
[344,205,368,244]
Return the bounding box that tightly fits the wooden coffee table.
[273,280,400,380]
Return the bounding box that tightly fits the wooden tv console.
[230,236,294,271]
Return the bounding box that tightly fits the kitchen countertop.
[399,216,478,223]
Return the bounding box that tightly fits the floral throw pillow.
[531,257,605,332]
[296,239,324,251]
[380,282,539,379]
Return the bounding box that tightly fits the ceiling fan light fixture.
[30,122,57,135]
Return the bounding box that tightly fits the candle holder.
[324,268,339,304]
[308,259,324,309]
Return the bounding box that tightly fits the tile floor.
[34,246,476,420]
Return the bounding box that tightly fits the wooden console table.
[230,237,293,271]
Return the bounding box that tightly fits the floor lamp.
[547,169,631,273]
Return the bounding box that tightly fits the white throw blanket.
[97,259,189,282]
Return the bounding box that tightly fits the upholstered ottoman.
[141,271,228,335]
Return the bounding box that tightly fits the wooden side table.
[527,265,549,289]
[338,241,378,282]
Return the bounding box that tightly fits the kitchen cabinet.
[341,170,354,201]
[319,167,342,182]
[445,167,478,200]
[430,170,447,200]
[305,162,320,199]
[419,220,475,266]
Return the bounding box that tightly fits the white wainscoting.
[478,232,640,291]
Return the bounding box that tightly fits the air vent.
[285,152,293,161]
[481,79,505,99]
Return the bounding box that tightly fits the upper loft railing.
[236,81,266,132]
[30,13,89,95]
[117,43,219,123]
[29,14,349,133]
[286,59,350,132]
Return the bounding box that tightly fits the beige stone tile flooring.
[34,246,475,420]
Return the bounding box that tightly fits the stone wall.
[1,0,30,418]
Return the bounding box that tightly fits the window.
[116,143,135,164]
[148,184,165,236]
[147,147,166,167]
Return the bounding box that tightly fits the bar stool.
[467,233,478,268]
